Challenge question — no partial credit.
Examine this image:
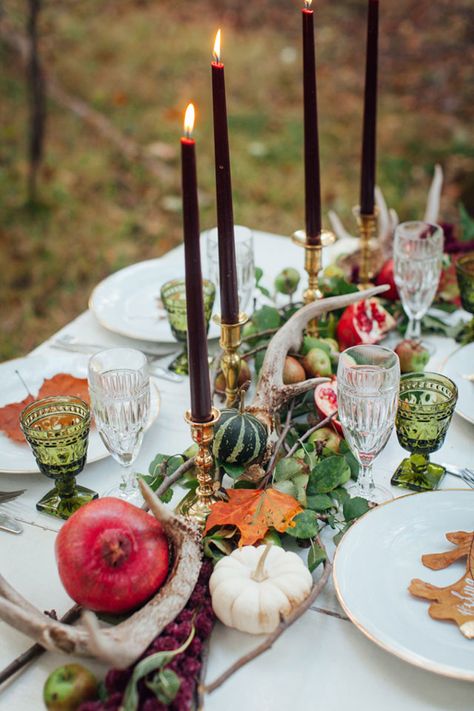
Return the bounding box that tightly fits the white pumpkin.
[209,544,313,634]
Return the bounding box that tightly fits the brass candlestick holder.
[218,312,248,407]
[179,407,221,526]
[354,207,378,289]
[292,229,336,336]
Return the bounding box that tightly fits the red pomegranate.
[336,298,395,351]
[314,380,343,435]
[55,498,169,614]
[375,259,399,300]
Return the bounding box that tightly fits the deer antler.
[328,165,443,276]
[0,481,202,669]
[248,285,389,427]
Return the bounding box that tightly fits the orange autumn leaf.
[38,373,90,404]
[0,374,89,444]
[204,487,303,547]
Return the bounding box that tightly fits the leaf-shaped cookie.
[409,531,474,639]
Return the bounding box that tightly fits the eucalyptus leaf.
[233,480,258,489]
[274,457,306,482]
[307,456,351,494]
[273,480,298,498]
[306,493,334,512]
[122,626,195,711]
[333,522,351,545]
[222,462,246,480]
[343,496,370,522]
[146,668,181,705]
[330,487,350,506]
[308,542,327,572]
[339,441,360,479]
[252,305,281,331]
[286,509,319,539]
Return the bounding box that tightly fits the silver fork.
[50,335,183,383]
[0,490,26,504]
[442,464,474,489]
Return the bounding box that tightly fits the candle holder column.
[292,229,336,336]
[180,407,221,526]
[218,313,248,407]
[354,207,378,289]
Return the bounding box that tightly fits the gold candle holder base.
[179,407,221,526]
[217,313,248,407]
[292,229,336,336]
[354,207,378,289]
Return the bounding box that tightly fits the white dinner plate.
[0,354,160,474]
[333,490,474,681]
[89,259,220,342]
[443,343,474,425]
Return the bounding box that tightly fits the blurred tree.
[26,0,46,205]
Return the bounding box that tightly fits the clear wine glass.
[206,225,255,315]
[393,221,444,345]
[337,345,400,504]
[88,348,150,503]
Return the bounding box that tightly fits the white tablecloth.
[0,231,473,711]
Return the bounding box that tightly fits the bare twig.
[26,0,46,203]
[261,400,295,487]
[285,412,337,460]
[141,456,196,511]
[241,327,279,344]
[0,605,81,686]
[203,554,332,694]
[241,342,270,361]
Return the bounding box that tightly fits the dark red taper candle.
[181,104,212,423]
[302,1,322,246]
[360,0,379,215]
[211,30,239,324]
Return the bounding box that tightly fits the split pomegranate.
[55,498,169,614]
[314,380,343,435]
[336,298,395,351]
[375,259,399,300]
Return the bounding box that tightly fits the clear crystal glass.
[393,221,444,342]
[206,225,255,315]
[337,345,400,504]
[88,348,150,502]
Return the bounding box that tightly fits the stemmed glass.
[393,221,444,345]
[161,279,216,374]
[206,225,255,315]
[88,348,150,503]
[20,395,97,519]
[392,372,458,492]
[337,345,400,504]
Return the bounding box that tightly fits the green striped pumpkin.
[213,409,268,466]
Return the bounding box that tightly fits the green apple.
[302,347,332,377]
[274,267,300,295]
[43,664,98,711]
[308,426,342,453]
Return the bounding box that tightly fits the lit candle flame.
[184,103,195,138]
[213,29,221,63]
[304,0,312,8]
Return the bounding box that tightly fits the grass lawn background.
[1,0,473,359]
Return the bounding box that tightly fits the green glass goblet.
[456,253,474,314]
[391,372,458,492]
[160,278,216,374]
[20,395,98,519]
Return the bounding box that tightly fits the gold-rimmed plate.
[0,354,160,474]
[333,490,474,681]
